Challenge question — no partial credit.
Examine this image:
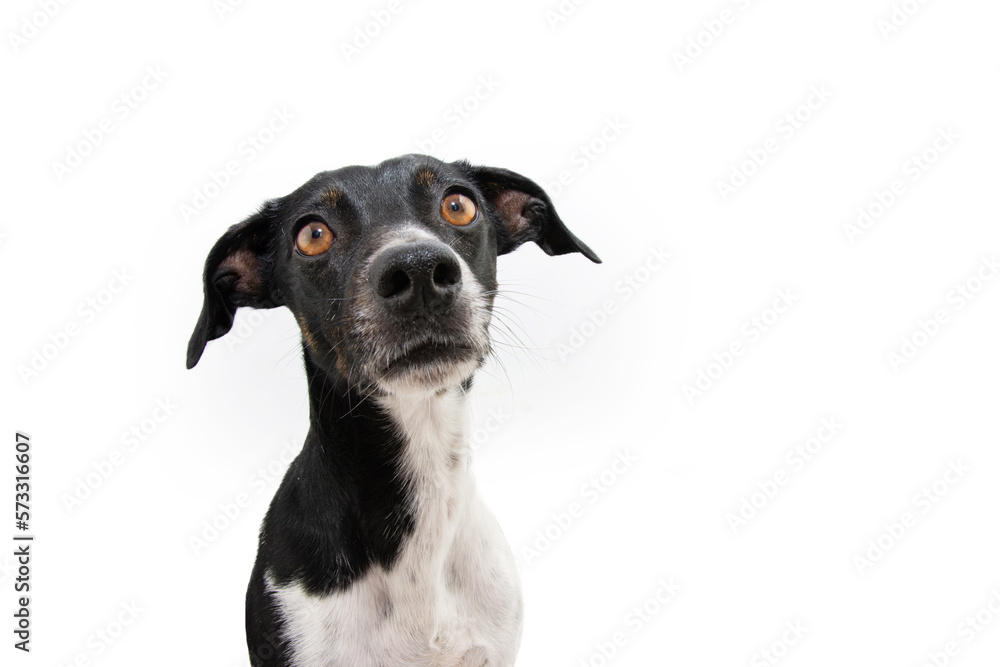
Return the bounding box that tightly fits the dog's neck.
[302,353,471,461]
[290,353,473,588]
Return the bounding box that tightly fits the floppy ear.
[186,201,282,369]
[465,164,601,263]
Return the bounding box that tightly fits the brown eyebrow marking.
[322,188,341,209]
[415,168,435,187]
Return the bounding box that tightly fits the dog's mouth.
[382,336,479,376]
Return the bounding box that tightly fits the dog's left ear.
[186,201,282,369]
[465,164,601,263]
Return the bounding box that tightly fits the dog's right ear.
[463,164,601,263]
[186,201,282,369]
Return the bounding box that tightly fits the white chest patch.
[269,388,522,667]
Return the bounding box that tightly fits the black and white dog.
[187,154,600,666]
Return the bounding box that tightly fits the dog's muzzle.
[358,239,488,391]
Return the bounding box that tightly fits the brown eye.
[295,222,334,256]
[441,193,477,226]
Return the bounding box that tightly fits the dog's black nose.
[370,242,462,314]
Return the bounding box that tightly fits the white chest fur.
[269,388,523,667]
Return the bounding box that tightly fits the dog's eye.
[441,193,477,226]
[295,222,335,256]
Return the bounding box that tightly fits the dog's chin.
[373,342,483,396]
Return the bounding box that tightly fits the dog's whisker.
[488,305,543,344]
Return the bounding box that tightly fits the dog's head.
[186,154,600,394]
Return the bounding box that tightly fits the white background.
[3,0,1000,665]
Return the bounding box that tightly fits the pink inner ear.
[217,247,262,295]
[494,190,531,238]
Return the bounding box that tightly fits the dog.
[186,154,600,666]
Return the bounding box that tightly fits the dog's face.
[187,154,600,394]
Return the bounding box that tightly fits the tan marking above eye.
[416,168,435,186]
[322,188,341,209]
[441,193,477,226]
[295,222,334,256]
